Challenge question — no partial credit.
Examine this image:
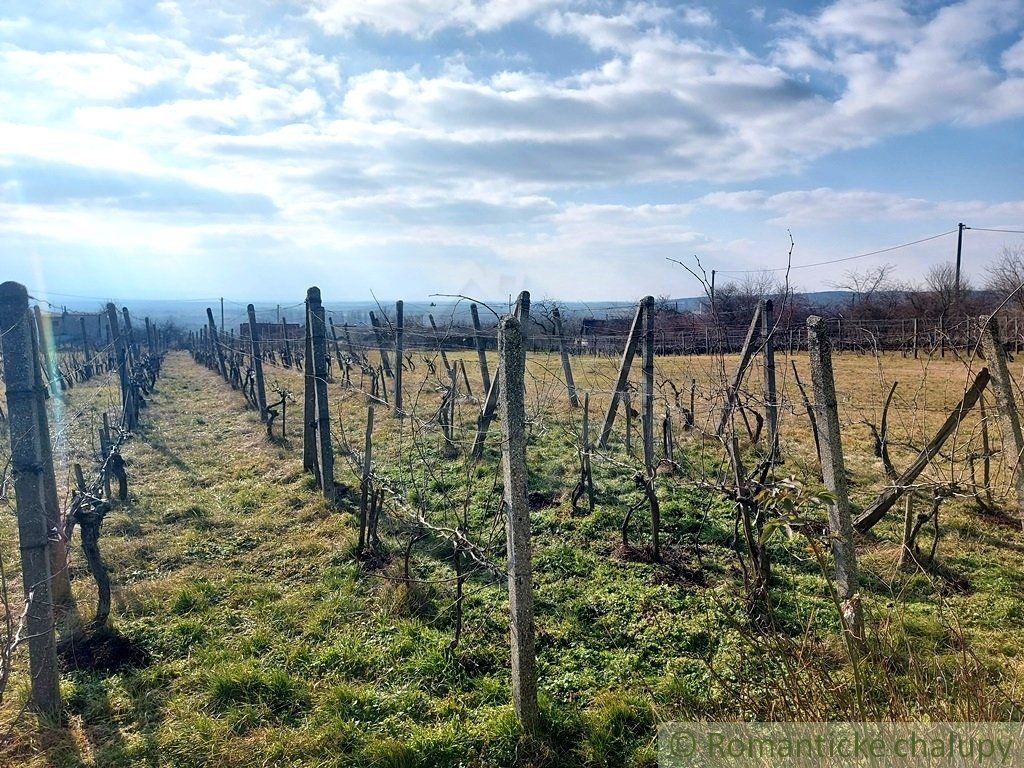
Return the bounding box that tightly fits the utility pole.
[954,222,965,311]
[710,269,716,312]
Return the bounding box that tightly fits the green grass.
[2,349,1024,766]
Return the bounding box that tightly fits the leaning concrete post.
[552,307,579,408]
[598,298,648,448]
[470,303,491,393]
[762,299,779,459]
[980,315,1024,520]
[716,302,762,435]
[307,288,336,499]
[807,316,863,641]
[303,300,318,475]
[497,315,538,731]
[247,304,268,422]
[0,282,62,713]
[394,300,404,416]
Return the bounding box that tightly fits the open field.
[2,339,1024,767]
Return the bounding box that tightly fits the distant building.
[39,310,106,346]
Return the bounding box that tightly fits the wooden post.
[359,406,374,551]
[394,300,404,416]
[307,288,336,499]
[80,316,92,378]
[107,303,130,426]
[328,318,344,377]
[913,318,919,359]
[122,306,139,365]
[716,302,762,435]
[470,303,491,393]
[472,293,529,458]
[598,298,648,449]
[206,307,227,381]
[641,297,655,471]
[247,305,268,421]
[303,301,318,475]
[145,316,153,354]
[281,317,293,368]
[641,297,660,560]
[582,392,595,512]
[981,316,1024,520]
[0,282,62,713]
[762,299,779,458]
[806,316,863,640]
[552,307,579,408]
[369,311,394,378]
[428,314,452,376]
[497,315,538,730]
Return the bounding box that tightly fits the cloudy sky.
[1,0,1023,301]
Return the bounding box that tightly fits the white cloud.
[308,0,563,37]
[698,188,1024,225]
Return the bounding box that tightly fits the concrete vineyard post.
[807,315,863,642]
[27,316,72,606]
[0,281,62,714]
[497,315,538,731]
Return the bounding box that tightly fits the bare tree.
[833,263,902,319]
[986,245,1024,312]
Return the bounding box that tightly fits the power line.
[711,229,958,275]
[967,227,1024,234]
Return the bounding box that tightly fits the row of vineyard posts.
[187,285,1024,731]
[0,281,167,714]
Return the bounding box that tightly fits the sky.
[1,0,1023,302]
